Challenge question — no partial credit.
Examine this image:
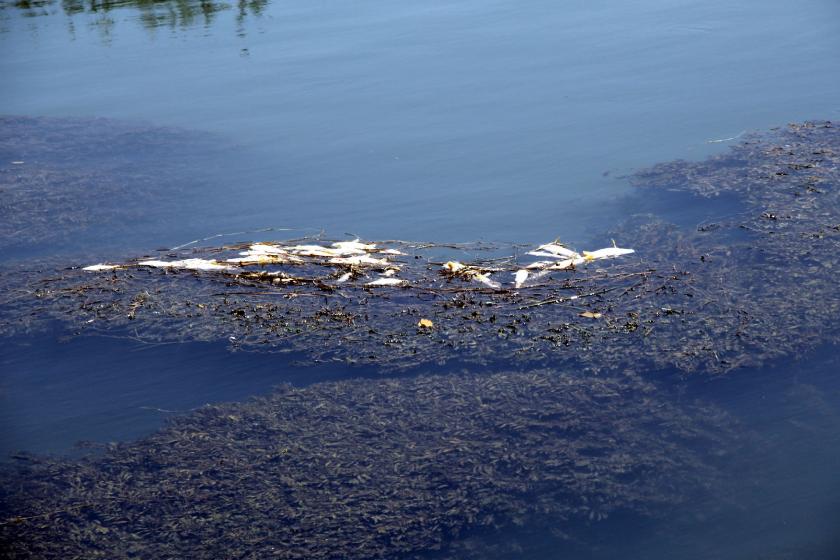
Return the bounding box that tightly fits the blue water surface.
[2,0,838,245]
[2,0,840,557]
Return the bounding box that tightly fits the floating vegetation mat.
[1,122,838,375]
[0,369,743,559]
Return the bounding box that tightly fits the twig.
[519,288,615,309]
[1,504,89,526]
[707,130,746,144]
[169,226,309,251]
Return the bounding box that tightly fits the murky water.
[1,0,840,558]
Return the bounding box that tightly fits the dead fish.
[226,254,301,265]
[514,269,529,288]
[137,259,232,271]
[547,258,580,270]
[534,243,580,259]
[247,243,288,254]
[82,264,121,272]
[330,255,390,266]
[473,273,501,289]
[365,277,407,287]
[445,261,500,289]
[525,260,556,270]
[288,244,356,257]
[527,250,566,259]
[443,261,467,273]
[581,247,635,260]
[332,239,377,252]
[228,246,303,264]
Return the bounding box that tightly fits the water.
[3,0,839,244]
[2,0,840,558]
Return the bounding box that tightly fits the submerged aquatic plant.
[0,122,838,377]
[0,368,742,559]
[0,120,837,559]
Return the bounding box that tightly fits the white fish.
[381,248,406,255]
[443,261,466,273]
[247,243,288,254]
[365,277,407,287]
[443,261,499,288]
[336,272,352,283]
[526,249,581,260]
[473,273,501,289]
[287,245,349,257]
[527,251,565,259]
[227,254,296,265]
[525,260,555,270]
[547,258,581,270]
[330,255,390,266]
[332,239,377,252]
[521,242,582,273]
[82,264,120,272]
[514,269,529,288]
[226,248,303,265]
[138,259,232,271]
[536,243,580,258]
[527,269,551,283]
[581,247,635,261]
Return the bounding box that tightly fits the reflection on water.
[6,0,51,16]
[1,0,267,33]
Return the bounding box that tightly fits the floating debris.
[515,240,635,282]
[1,121,838,376]
[330,254,391,267]
[582,245,635,260]
[77,241,627,294]
[441,261,502,289]
[81,263,121,272]
[287,244,348,257]
[137,258,232,271]
[332,239,378,252]
[224,243,304,265]
[366,277,408,287]
[527,241,580,259]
